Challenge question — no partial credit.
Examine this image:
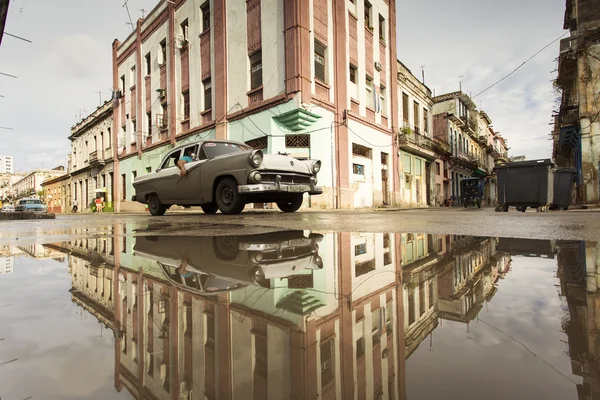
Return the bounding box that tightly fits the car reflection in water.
[133,230,324,293]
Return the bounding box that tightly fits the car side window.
[161,150,182,169]
[183,145,200,161]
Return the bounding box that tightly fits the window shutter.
[250,51,263,89]
[314,41,326,82]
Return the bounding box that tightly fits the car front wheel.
[147,193,167,216]
[215,178,245,215]
[277,194,304,213]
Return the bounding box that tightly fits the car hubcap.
[221,188,233,205]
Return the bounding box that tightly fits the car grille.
[260,245,314,261]
[260,173,311,185]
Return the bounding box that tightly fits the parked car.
[15,198,47,212]
[132,139,323,215]
[133,230,324,290]
[1,205,15,213]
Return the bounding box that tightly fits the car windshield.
[20,200,43,205]
[203,142,251,159]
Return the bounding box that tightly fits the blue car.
[15,198,48,212]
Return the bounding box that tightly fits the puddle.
[0,230,598,399]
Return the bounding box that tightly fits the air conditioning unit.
[156,114,166,129]
[374,61,382,71]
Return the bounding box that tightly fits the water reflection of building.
[0,256,13,275]
[17,244,67,261]
[49,228,522,400]
[557,240,600,399]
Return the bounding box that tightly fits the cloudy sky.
[0,0,565,172]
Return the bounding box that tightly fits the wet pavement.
[1,220,599,399]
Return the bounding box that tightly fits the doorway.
[425,162,431,206]
[381,152,389,205]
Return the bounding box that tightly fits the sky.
[0,0,566,172]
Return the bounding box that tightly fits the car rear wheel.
[147,193,167,216]
[277,194,304,213]
[215,178,245,215]
[201,202,218,214]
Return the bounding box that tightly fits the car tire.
[201,202,218,214]
[215,178,245,215]
[276,194,304,213]
[147,193,167,216]
[213,236,239,260]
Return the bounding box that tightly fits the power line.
[4,32,32,43]
[472,31,569,99]
[0,72,18,79]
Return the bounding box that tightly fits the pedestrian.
[95,197,102,213]
[72,200,78,213]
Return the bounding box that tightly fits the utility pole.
[459,75,464,92]
[420,65,425,84]
[140,8,148,19]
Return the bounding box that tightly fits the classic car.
[15,198,47,212]
[132,139,323,215]
[0,205,15,213]
[133,230,324,289]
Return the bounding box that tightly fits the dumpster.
[495,159,554,212]
[550,168,577,210]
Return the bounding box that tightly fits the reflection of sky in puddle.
[0,232,596,400]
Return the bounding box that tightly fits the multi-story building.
[396,61,437,207]
[110,0,400,212]
[69,100,115,211]
[554,0,600,204]
[0,155,13,174]
[41,173,70,213]
[12,167,66,200]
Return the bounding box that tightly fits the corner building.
[111,0,400,211]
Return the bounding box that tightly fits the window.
[435,162,441,175]
[402,92,409,123]
[146,112,152,138]
[423,108,429,133]
[320,340,335,387]
[404,154,411,173]
[180,19,189,43]
[201,2,210,32]
[353,163,365,175]
[419,281,425,316]
[203,78,212,111]
[132,171,137,182]
[378,14,385,41]
[161,150,182,169]
[366,76,374,108]
[182,91,190,120]
[161,103,168,128]
[159,40,167,65]
[379,85,386,116]
[285,134,310,148]
[413,101,420,133]
[314,40,326,82]
[145,53,151,76]
[130,65,136,87]
[415,159,422,175]
[364,1,372,28]
[107,128,111,148]
[429,280,434,310]
[131,119,137,139]
[349,64,357,83]
[250,51,263,90]
[408,288,415,325]
[146,167,151,174]
[355,243,367,256]
[120,75,125,92]
[352,143,372,158]
[356,337,365,358]
[121,174,126,200]
[372,308,381,346]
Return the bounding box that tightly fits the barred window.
[353,163,365,175]
[355,259,375,277]
[352,143,372,158]
[250,51,263,90]
[285,134,310,148]
[287,274,314,289]
[245,136,268,150]
[314,40,326,83]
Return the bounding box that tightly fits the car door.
[175,144,209,204]
[153,149,183,204]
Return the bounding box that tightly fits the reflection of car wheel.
[201,202,218,214]
[517,206,526,213]
[215,178,245,215]
[147,194,167,216]
[477,200,481,208]
[251,267,266,285]
[213,236,239,260]
[276,194,303,213]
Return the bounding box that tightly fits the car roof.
[168,139,248,153]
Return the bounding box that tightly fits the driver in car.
[177,148,194,177]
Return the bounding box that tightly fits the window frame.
[160,149,183,170]
[250,50,263,90]
[314,40,327,83]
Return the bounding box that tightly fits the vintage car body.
[133,230,324,290]
[132,139,323,215]
[15,198,47,212]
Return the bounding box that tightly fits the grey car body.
[132,139,323,215]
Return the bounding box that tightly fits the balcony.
[432,137,451,156]
[89,150,106,167]
[397,132,436,160]
[558,37,577,83]
[560,36,577,54]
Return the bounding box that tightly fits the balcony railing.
[89,150,106,166]
[560,37,577,54]
[398,132,434,150]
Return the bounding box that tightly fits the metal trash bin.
[551,168,577,210]
[495,159,554,212]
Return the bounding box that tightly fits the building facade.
[554,0,600,204]
[0,155,13,174]
[69,100,115,212]
[110,0,401,212]
[12,167,65,200]
[41,173,71,213]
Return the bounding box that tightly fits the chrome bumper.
[238,183,323,195]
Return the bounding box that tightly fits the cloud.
[43,34,106,81]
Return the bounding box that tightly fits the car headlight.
[314,255,323,269]
[249,171,262,183]
[249,150,263,167]
[312,160,321,174]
